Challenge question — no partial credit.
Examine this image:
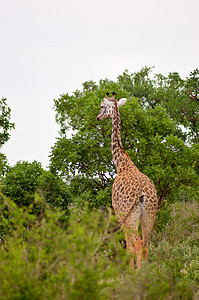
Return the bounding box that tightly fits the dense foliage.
[0,196,198,299]
[118,68,199,142]
[2,161,70,221]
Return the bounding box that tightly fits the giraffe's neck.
[111,100,131,173]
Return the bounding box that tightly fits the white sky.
[1,0,199,168]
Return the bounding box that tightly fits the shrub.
[0,192,35,242]
[153,201,199,247]
[0,200,198,299]
[0,207,126,299]
[3,161,43,207]
[2,161,71,220]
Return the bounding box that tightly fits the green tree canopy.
[50,69,199,207]
[118,67,199,142]
[3,161,70,212]
[3,161,43,207]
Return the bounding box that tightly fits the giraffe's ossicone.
[97,92,159,269]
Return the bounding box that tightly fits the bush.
[153,201,199,247]
[0,200,198,299]
[3,161,43,207]
[109,202,199,300]
[0,207,127,299]
[2,161,71,219]
[0,192,35,242]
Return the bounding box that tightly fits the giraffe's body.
[97,93,159,268]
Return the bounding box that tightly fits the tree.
[0,98,15,182]
[0,97,15,148]
[118,67,199,142]
[0,153,9,179]
[37,169,70,212]
[3,161,70,213]
[3,161,43,207]
[50,72,199,207]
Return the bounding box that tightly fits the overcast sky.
[1,0,199,169]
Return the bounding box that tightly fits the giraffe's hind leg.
[140,206,157,261]
[124,233,136,269]
[122,209,143,269]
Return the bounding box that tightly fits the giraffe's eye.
[100,105,104,108]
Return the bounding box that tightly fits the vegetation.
[2,160,70,211]
[0,196,198,299]
[0,69,199,299]
[0,97,15,147]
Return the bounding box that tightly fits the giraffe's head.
[97,92,127,121]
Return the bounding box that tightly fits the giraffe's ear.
[117,98,127,107]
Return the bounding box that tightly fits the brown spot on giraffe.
[97,92,159,269]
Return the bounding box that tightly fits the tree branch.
[180,110,199,122]
[81,162,105,190]
[186,89,199,101]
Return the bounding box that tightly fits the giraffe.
[96,92,159,269]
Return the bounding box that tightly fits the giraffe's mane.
[114,100,130,159]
